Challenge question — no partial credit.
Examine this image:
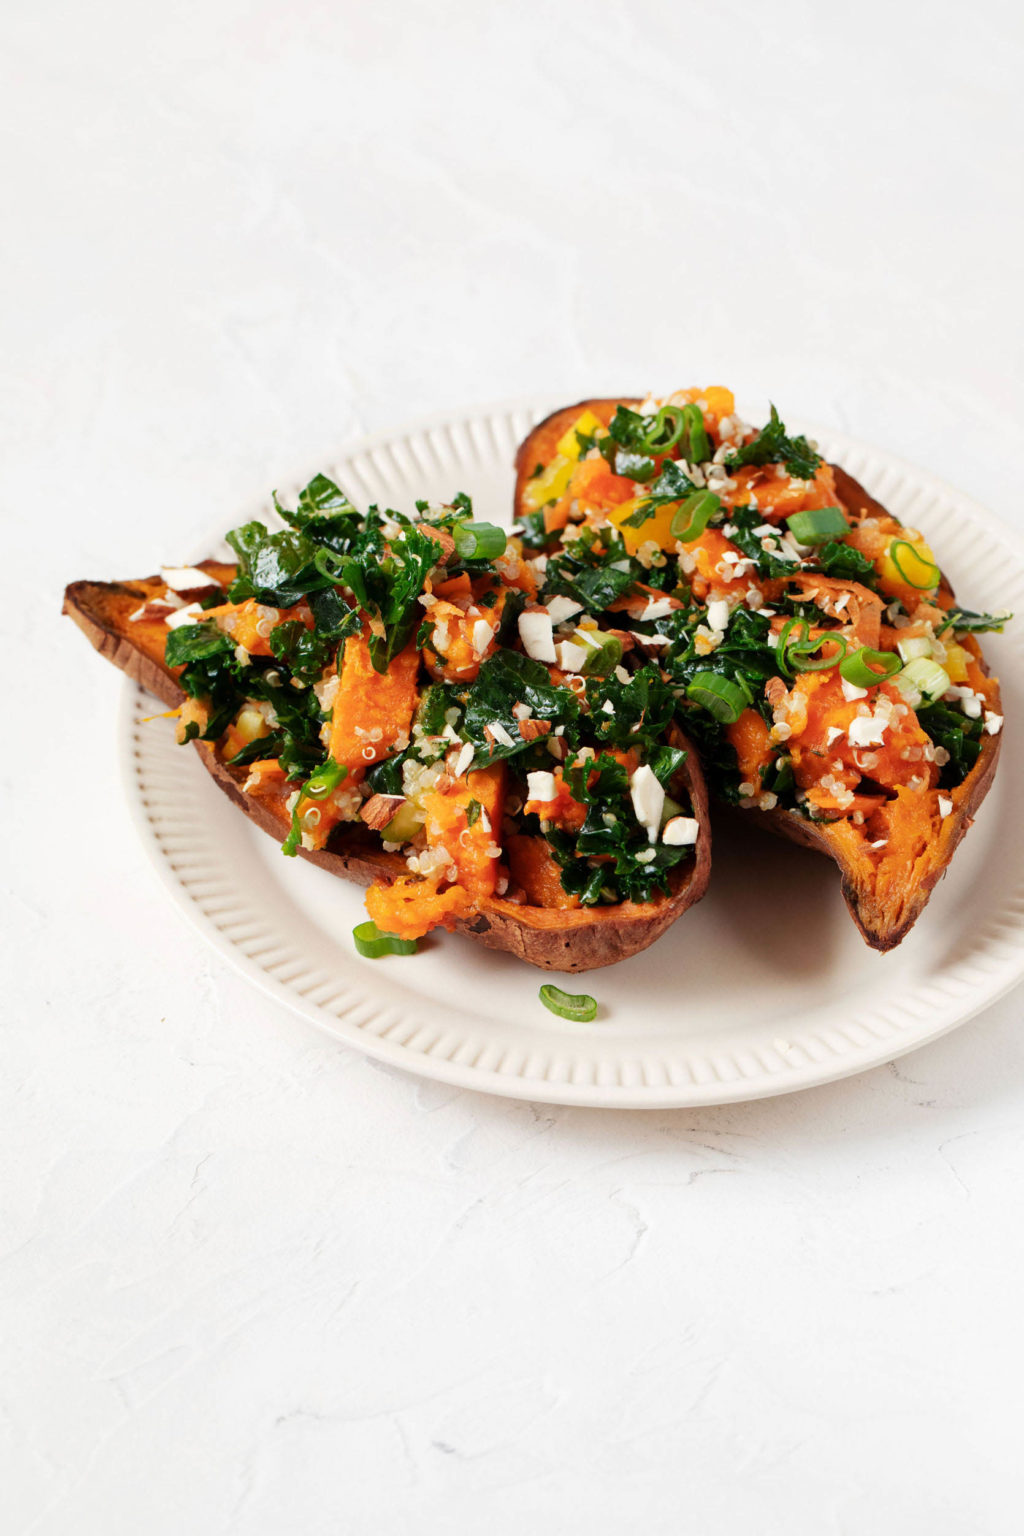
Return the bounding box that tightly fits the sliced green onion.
[785,505,849,544]
[282,758,349,856]
[452,520,508,560]
[777,617,849,676]
[889,539,940,590]
[776,617,809,679]
[896,656,951,704]
[896,635,933,662]
[839,646,902,688]
[681,402,711,465]
[539,983,598,1022]
[669,490,721,543]
[641,405,686,454]
[791,633,848,673]
[302,757,349,799]
[580,635,624,676]
[314,546,350,582]
[353,921,418,958]
[685,670,750,723]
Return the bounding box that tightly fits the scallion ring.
[839,646,902,688]
[353,921,418,959]
[581,635,624,676]
[302,757,349,800]
[681,402,711,465]
[452,520,507,561]
[669,490,721,543]
[896,656,951,703]
[685,670,750,724]
[778,617,848,675]
[776,617,809,679]
[889,539,941,590]
[791,633,849,672]
[539,984,598,1022]
[641,405,686,454]
[785,506,849,544]
[314,547,350,582]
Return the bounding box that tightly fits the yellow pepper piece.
[881,535,940,593]
[701,386,735,420]
[944,642,971,683]
[555,408,604,462]
[606,497,681,556]
[522,455,574,512]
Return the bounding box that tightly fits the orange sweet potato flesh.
[330,630,420,773]
[63,565,711,972]
[515,404,1004,951]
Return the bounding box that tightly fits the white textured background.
[5,2,1024,1532]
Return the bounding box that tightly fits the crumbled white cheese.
[641,596,675,621]
[841,679,869,702]
[518,610,556,662]
[629,764,665,844]
[546,595,584,625]
[487,720,517,749]
[938,795,953,819]
[662,815,699,846]
[825,726,844,747]
[706,599,730,633]
[526,770,557,803]
[471,619,494,657]
[848,713,888,748]
[161,565,221,593]
[945,685,984,719]
[164,602,204,629]
[984,711,1003,735]
[557,640,590,673]
[453,741,475,777]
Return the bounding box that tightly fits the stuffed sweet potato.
[514,390,1008,950]
[64,483,710,972]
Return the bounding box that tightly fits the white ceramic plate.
[119,400,1024,1107]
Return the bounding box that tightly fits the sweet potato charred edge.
[63,567,711,973]
[515,403,1003,952]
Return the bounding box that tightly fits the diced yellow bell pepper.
[522,455,574,512]
[944,642,971,683]
[555,408,605,462]
[701,386,735,420]
[606,498,680,556]
[881,536,940,594]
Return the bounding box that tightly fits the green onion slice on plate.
[785,505,850,544]
[302,758,349,799]
[896,656,951,703]
[352,921,418,958]
[680,402,711,465]
[839,646,902,688]
[669,490,721,543]
[641,405,686,454]
[777,618,849,676]
[453,521,507,560]
[539,984,598,1022]
[685,670,750,723]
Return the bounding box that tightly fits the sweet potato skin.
[513,399,640,522]
[63,568,710,972]
[787,466,1004,950]
[514,406,1004,951]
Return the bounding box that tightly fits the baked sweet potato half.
[513,390,1007,950]
[64,484,710,973]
